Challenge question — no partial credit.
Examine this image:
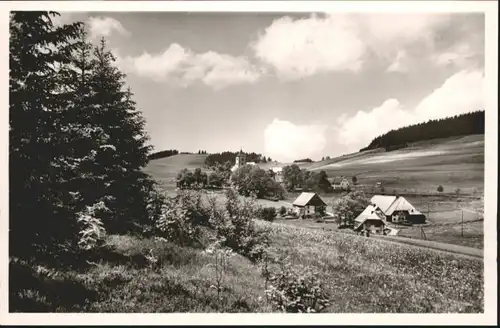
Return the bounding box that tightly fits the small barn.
[292,192,327,219]
[370,195,426,224]
[353,205,387,234]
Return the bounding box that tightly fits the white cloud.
[87,16,130,40]
[432,42,478,68]
[252,14,365,79]
[115,43,262,89]
[336,69,484,152]
[264,119,328,162]
[251,13,481,78]
[415,70,484,120]
[356,13,448,49]
[337,99,415,151]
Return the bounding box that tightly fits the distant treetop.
[359,110,485,152]
[148,149,179,160]
[293,158,314,163]
[205,151,267,167]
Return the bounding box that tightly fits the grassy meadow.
[307,135,484,195]
[142,135,484,250]
[11,219,484,313]
[143,154,209,195]
[12,134,479,313]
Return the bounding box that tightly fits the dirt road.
[372,234,483,260]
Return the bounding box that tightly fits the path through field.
[370,235,483,259]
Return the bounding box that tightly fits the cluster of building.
[291,192,426,233]
[231,151,353,189]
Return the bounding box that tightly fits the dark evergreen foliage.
[360,111,485,152]
[148,149,179,160]
[204,151,267,168]
[9,12,158,262]
[293,158,314,163]
[282,164,332,193]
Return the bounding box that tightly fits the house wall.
[362,220,385,233]
[293,205,322,218]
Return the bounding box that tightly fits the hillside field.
[144,134,484,249]
[145,135,484,196]
[307,134,484,195]
[143,154,209,195]
[10,218,484,313]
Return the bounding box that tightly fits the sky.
[55,11,485,162]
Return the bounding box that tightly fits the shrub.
[204,238,235,303]
[330,191,370,227]
[76,201,108,252]
[266,256,331,313]
[154,192,202,246]
[260,207,277,222]
[279,206,287,216]
[208,188,270,262]
[437,185,444,192]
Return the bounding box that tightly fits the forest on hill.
[360,110,485,152]
[148,149,179,160]
[204,151,271,168]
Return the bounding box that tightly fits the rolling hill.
[143,153,209,193]
[306,134,484,194]
[144,134,484,196]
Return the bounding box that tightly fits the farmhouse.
[292,192,327,219]
[331,176,350,190]
[370,195,426,224]
[353,205,387,234]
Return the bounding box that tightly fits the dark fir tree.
[88,38,154,234]
[9,11,83,259]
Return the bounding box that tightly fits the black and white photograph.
[0,1,497,325]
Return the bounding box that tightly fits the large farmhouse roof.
[385,196,422,216]
[354,205,386,223]
[370,195,422,216]
[292,192,326,207]
[354,205,387,230]
[370,195,397,213]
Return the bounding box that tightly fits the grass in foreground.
[10,220,483,313]
[257,220,484,313]
[10,232,271,313]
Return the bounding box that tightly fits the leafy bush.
[231,165,285,199]
[279,206,287,216]
[266,255,331,313]
[330,191,370,227]
[437,185,444,192]
[259,207,277,222]
[208,188,270,262]
[76,201,108,252]
[204,238,235,302]
[154,192,202,246]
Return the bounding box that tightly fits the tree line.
[204,151,272,168]
[360,110,485,152]
[293,158,314,163]
[282,164,332,193]
[148,149,179,160]
[9,12,169,266]
[177,167,228,189]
